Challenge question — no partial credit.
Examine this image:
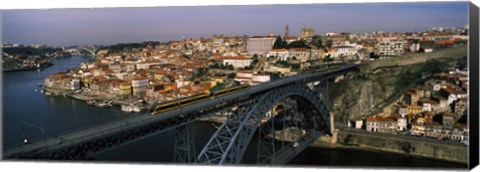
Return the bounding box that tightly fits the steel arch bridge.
[78,46,96,56]
[4,64,357,165]
[196,81,330,165]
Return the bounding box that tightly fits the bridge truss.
[195,80,331,165]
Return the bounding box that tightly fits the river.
[2,56,467,169]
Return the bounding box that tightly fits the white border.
[0,0,470,10]
[0,0,476,172]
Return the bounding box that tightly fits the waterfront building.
[366,116,397,133]
[118,81,132,99]
[132,77,149,97]
[397,116,408,131]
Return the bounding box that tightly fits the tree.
[418,47,425,53]
[228,64,234,70]
[273,36,287,49]
[287,40,309,49]
[369,52,379,59]
[253,54,259,60]
[326,40,333,48]
[311,35,323,48]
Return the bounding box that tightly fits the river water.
[2,56,467,169]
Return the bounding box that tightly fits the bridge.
[3,64,358,165]
[65,46,97,56]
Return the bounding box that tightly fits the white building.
[375,40,405,58]
[132,78,148,87]
[136,61,162,70]
[267,49,289,60]
[234,71,254,83]
[251,74,271,85]
[247,36,276,56]
[288,48,311,61]
[222,56,252,69]
[397,117,408,131]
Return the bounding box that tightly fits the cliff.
[330,46,468,127]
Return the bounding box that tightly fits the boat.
[96,101,112,108]
[39,90,45,94]
[37,82,43,87]
[35,89,39,92]
[44,91,52,96]
[132,105,141,112]
[121,104,133,112]
[87,100,96,105]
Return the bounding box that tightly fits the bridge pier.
[173,125,196,163]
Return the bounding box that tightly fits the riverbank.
[3,61,53,72]
[199,115,468,165]
[333,128,468,164]
[45,88,148,112]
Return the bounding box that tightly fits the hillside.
[330,46,468,126]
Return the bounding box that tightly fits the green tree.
[273,36,287,49]
[311,35,323,48]
[287,40,309,49]
[326,40,333,48]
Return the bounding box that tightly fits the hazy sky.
[1,2,469,46]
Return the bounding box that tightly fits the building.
[397,116,408,131]
[329,46,357,59]
[251,74,271,85]
[234,71,271,86]
[234,71,254,83]
[222,56,253,69]
[132,78,148,97]
[247,36,276,56]
[375,40,405,58]
[300,26,315,39]
[365,116,398,133]
[267,49,289,60]
[418,99,434,112]
[406,104,423,115]
[403,91,419,105]
[288,48,311,61]
[453,98,467,114]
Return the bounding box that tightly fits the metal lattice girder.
[197,82,330,165]
[174,125,196,163]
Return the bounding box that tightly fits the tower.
[284,25,289,38]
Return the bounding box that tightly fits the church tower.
[284,25,289,38]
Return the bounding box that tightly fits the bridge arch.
[197,82,330,165]
[77,47,96,56]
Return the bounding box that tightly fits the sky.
[1,2,469,46]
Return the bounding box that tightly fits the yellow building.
[406,105,423,115]
[210,77,224,88]
[119,82,132,98]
